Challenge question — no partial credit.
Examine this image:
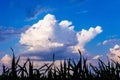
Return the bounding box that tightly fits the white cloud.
[92,55,103,60]
[108,44,120,62]
[19,14,102,61]
[76,26,102,47]
[59,20,72,28]
[20,14,77,52]
[73,26,102,52]
[97,39,120,46]
[102,39,120,45]
[103,40,108,45]
[1,54,12,65]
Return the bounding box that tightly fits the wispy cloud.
[0,26,29,42]
[0,26,29,35]
[97,39,120,46]
[76,10,88,14]
[8,0,54,21]
[26,7,53,21]
[103,39,120,45]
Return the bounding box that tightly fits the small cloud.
[97,39,120,46]
[59,20,72,28]
[108,44,120,62]
[92,55,103,60]
[107,35,118,38]
[1,54,12,65]
[103,39,120,45]
[97,42,102,46]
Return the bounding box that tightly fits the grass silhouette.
[0,49,120,80]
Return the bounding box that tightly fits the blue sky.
[0,0,120,64]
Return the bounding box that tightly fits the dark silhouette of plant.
[1,49,120,80]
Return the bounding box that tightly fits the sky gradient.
[0,0,120,66]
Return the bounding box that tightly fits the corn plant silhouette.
[1,49,120,80]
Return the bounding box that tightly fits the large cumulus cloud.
[19,14,102,60]
[20,14,78,52]
[19,14,102,61]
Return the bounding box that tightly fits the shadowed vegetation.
[0,49,120,80]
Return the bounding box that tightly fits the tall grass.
[0,49,120,80]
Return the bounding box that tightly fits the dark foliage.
[0,49,120,80]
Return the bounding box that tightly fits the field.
[0,49,120,80]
